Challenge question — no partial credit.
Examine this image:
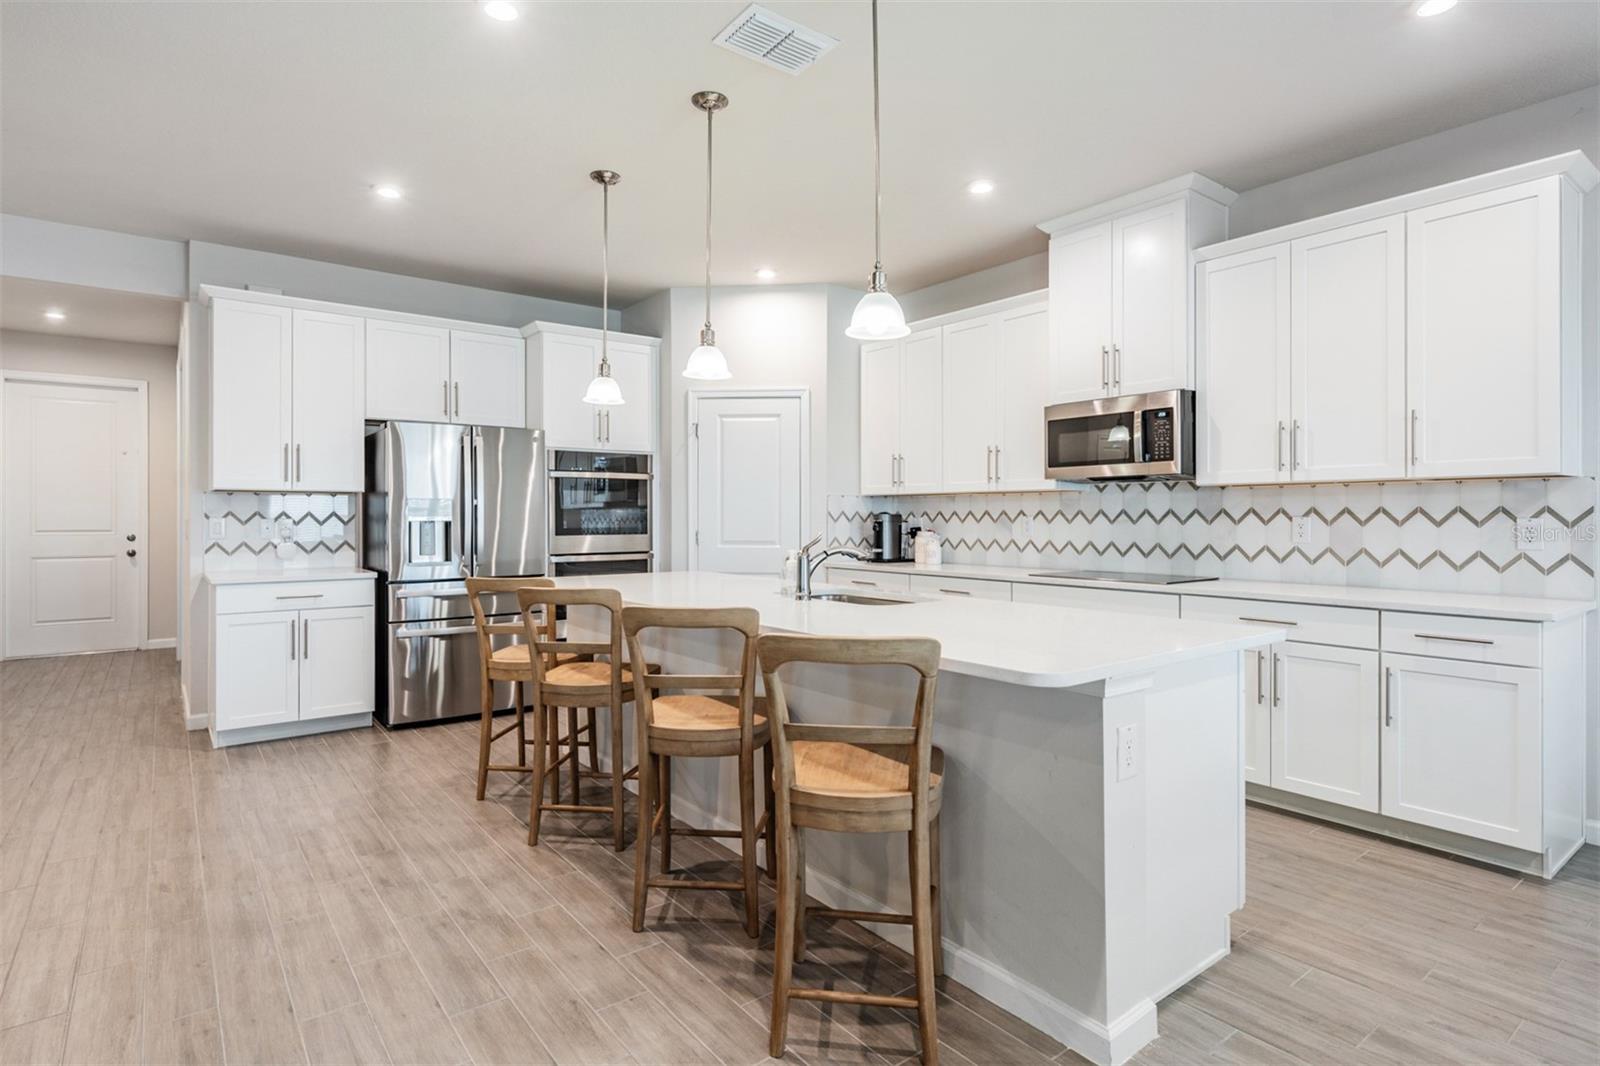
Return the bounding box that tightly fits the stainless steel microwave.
[1044,389,1195,481]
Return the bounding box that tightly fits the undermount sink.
[804,591,914,606]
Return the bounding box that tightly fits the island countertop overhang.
[549,571,1285,688]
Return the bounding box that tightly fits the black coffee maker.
[871,512,905,562]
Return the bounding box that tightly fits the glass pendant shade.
[684,342,731,380]
[846,289,910,340]
[582,369,624,406]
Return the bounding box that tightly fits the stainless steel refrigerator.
[364,421,546,727]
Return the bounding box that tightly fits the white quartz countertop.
[202,568,377,586]
[550,571,1283,689]
[821,559,1595,623]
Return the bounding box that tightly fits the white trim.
[1,369,150,658]
[1195,151,1600,263]
[1037,172,1238,236]
[199,284,526,338]
[143,637,176,651]
[519,318,659,345]
[907,288,1049,332]
[181,682,207,731]
[208,710,370,748]
[685,387,812,572]
[1584,818,1600,846]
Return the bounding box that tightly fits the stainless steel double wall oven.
[547,449,653,575]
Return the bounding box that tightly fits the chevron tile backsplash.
[829,478,1598,601]
[203,492,359,570]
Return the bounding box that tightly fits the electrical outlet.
[1116,724,1139,782]
[1291,516,1310,545]
[1513,520,1547,551]
[207,517,226,539]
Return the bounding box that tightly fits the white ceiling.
[0,277,182,346]
[2,2,1594,305]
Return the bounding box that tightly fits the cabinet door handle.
[1291,420,1301,471]
[1112,344,1121,392]
[994,446,1001,481]
[294,444,302,483]
[1276,422,1286,472]
[1385,666,1395,727]
[1101,345,1110,390]
[282,442,290,482]
[1271,653,1281,707]
[986,446,994,482]
[1256,650,1265,704]
[303,618,310,660]
[1410,409,1419,466]
[1413,632,1495,646]
[444,380,450,418]
[453,381,460,418]
[289,619,296,661]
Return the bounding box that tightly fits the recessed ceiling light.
[483,1,518,21]
[755,268,777,281]
[43,309,65,322]
[372,184,404,201]
[1416,0,1457,16]
[967,178,996,197]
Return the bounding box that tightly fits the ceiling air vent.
[713,4,839,75]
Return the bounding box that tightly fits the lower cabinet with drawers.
[206,576,376,747]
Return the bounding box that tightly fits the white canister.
[913,530,927,565]
[925,532,943,566]
[781,550,800,596]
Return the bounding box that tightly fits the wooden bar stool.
[515,586,648,851]
[622,606,776,938]
[466,576,594,800]
[757,633,945,1065]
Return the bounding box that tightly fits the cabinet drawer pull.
[274,594,325,600]
[937,588,972,596]
[850,580,879,588]
[1413,632,1495,646]
[1238,616,1297,627]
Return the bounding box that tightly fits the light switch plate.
[207,517,226,539]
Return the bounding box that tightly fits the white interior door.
[4,375,147,657]
[692,393,804,574]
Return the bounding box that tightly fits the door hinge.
[692,421,699,439]
[694,530,700,546]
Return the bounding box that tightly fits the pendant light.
[582,169,626,406]
[684,91,732,380]
[845,0,909,341]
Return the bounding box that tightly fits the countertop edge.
[202,568,378,586]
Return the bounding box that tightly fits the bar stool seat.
[650,694,771,748]
[791,742,943,823]
[487,643,581,670]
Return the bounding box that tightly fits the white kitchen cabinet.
[1196,245,1290,485]
[1039,176,1233,404]
[996,302,1054,491]
[859,340,901,495]
[366,319,453,422]
[907,574,1012,602]
[1011,581,1181,618]
[210,299,294,491]
[290,309,365,491]
[1270,642,1380,813]
[524,323,660,453]
[299,605,376,721]
[449,331,525,428]
[941,316,1000,492]
[214,609,300,730]
[1381,653,1541,851]
[1407,177,1574,479]
[899,329,943,493]
[1291,217,1406,482]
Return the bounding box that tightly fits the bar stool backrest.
[621,606,761,738]
[514,586,624,688]
[465,577,555,671]
[756,634,942,805]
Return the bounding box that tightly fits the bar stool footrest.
[667,826,742,839]
[644,876,744,891]
[789,988,918,1009]
[484,763,533,774]
[810,906,913,926]
[540,803,615,815]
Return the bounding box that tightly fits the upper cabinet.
[860,328,942,495]
[209,299,363,492]
[1194,155,1595,485]
[365,321,525,428]
[524,323,660,453]
[1038,174,1235,404]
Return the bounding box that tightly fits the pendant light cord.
[600,180,610,373]
[871,0,882,274]
[704,103,714,330]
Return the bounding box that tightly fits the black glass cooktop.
[1026,569,1217,586]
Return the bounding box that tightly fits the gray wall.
[0,214,187,298]
[1,329,180,642]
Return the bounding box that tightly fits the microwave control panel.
[1142,408,1175,462]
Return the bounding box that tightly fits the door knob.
[126,533,136,542]
[126,549,137,558]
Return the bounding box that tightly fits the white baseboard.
[655,784,1153,1066]
[142,637,176,651]
[1586,818,1600,846]
[180,683,207,731]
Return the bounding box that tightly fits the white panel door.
[298,606,375,720]
[693,393,804,574]
[1291,217,1406,482]
[1196,245,1290,485]
[997,302,1054,491]
[1241,648,1270,786]
[1381,653,1541,850]
[291,309,364,492]
[3,378,145,657]
[1048,224,1112,402]
[859,340,900,494]
[940,316,999,492]
[1111,199,1189,395]
[600,341,654,452]
[898,328,943,494]
[211,298,293,490]
[1406,178,1562,478]
[1271,643,1380,812]
[539,333,603,448]
[450,331,525,428]
[214,609,299,730]
[365,319,452,423]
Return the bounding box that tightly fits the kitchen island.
[553,571,1284,1066]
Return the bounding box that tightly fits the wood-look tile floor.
[0,651,1595,1065]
